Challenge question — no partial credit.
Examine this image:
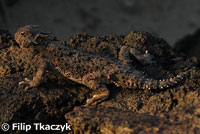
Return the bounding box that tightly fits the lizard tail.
[126,67,195,90]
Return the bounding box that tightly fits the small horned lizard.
[15,25,194,105]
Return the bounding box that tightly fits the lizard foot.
[85,89,110,106]
[19,77,41,91]
[18,78,34,91]
[82,73,110,106]
[19,78,32,85]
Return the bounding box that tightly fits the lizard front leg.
[19,61,48,90]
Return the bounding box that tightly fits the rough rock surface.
[0,29,200,134]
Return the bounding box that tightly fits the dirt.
[0,29,200,134]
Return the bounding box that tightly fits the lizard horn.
[32,33,50,44]
[40,32,51,37]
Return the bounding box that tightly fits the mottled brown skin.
[15,25,195,105]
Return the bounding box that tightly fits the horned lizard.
[15,25,194,105]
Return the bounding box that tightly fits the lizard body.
[15,25,194,105]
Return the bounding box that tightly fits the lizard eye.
[20,32,26,36]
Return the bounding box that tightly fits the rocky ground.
[0,28,200,134]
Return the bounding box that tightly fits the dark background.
[0,0,200,46]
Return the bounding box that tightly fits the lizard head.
[15,25,49,48]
